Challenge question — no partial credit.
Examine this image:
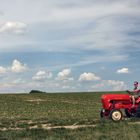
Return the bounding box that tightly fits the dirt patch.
[26,99,79,104]
[26,99,47,102]
[25,98,94,105]
[0,127,23,131]
[42,124,96,130]
[129,121,140,125]
[16,120,34,124]
[0,123,96,131]
[1,119,140,131]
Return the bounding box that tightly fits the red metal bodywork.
[101,94,131,109]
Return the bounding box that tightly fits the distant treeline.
[29,90,46,94]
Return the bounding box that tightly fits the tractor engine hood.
[101,94,130,101]
[101,94,130,109]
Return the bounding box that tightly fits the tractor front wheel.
[100,109,105,118]
[109,109,122,121]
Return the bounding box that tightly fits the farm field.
[0,92,140,140]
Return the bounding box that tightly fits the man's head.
[134,81,138,88]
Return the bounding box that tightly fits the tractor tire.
[136,103,140,117]
[100,109,105,118]
[109,109,122,122]
[125,109,134,118]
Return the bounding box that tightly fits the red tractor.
[100,91,140,121]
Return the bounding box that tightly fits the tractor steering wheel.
[126,90,132,94]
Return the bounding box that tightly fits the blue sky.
[0,0,140,93]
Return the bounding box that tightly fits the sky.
[0,0,140,93]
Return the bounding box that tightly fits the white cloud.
[32,70,52,81]
[79,72,101,81]
[0,66,7,74]
[0,21,27,34]
[35,0,139,24]
[62,85,70,89]
[57,68,71,80]
[11,59,27,73]
[70,54,128,68]
[0,11,4,15]
[107,80,124,86]
[107,80,127,90]
[12,79,26,84]
[0,59,27,74]
[92,80,127,91]
[117,67,129,74]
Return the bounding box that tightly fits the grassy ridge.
[0,92,140,140]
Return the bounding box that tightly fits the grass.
[0,91,140,140]
[1,121,140,140]
[0,92,102,125]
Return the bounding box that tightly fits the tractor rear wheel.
[109,109,122,121]
[136,103,140,117]
[125,109,134,118]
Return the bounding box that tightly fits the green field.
[0,92,140,140]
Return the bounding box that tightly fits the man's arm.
[126,90,132,94]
